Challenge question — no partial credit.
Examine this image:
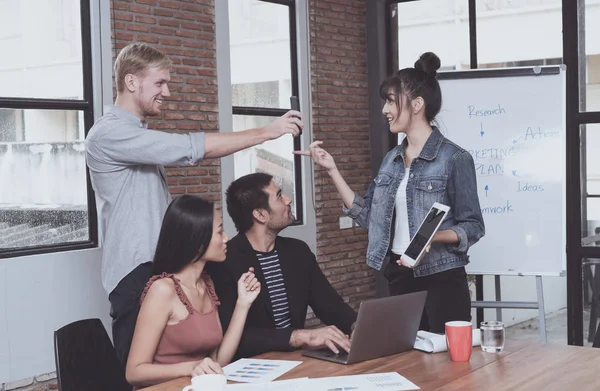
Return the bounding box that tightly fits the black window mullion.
[288,0,303,225]
[578,112,600,124]
[563,0,584,346]
[0,242,98,259]
[0,98,90,111]
[256,0,293,6]
[80,0,98,247]
[289,1,299,98]
[231,0,303,226]
[468,0,477,68]
[232,106,288,117]
[581,246,600,258]
[81,0,94,111]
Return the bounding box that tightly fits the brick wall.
[308,0,376,317]
[111,0,221,203]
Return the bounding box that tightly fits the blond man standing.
[85,43,302,367]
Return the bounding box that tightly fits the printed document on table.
[223,358,302,383]
[225,378,309,390]
[304,372,420,390]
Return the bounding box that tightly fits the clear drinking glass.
[480,321,505,353]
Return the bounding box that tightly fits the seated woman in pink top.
[125,195,260,389]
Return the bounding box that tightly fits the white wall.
[0,248,110,382]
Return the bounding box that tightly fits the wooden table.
[139,340,600,390]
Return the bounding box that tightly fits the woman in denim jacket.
[296,52,485,333]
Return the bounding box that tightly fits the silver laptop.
[302,291,427,365]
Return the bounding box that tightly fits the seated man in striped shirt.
[208,173,358,359]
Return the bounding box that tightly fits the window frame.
[229,0,304,226]
[216,0,316,251]
[0,0,98,258]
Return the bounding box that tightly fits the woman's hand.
[191,357,224,376]
[397,245,431,268]
[294,141,337,172]
[236,267,261,307]
[397,256,414,268]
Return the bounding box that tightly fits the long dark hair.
[379,52,442,123]
[151,195,214,276]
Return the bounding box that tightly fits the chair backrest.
[54,318,131,391]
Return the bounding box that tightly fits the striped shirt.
[256,249,292,329]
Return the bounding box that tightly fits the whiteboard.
[433,66,565,276]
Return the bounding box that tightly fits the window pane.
[396,0,471,70]
[232,81,282,108]
[232,115,298,218]
[476,0,562,68]
[583,124,600,246]
[0,0,84,99]
[228,0,292,108]
[0,109,23,142]
[580,1,600,111]
[0,109,89,250]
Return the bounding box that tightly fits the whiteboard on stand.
[402,66,566,276]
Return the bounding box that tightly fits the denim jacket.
[343,127,485,277]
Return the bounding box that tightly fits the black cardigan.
[207,233,357,359]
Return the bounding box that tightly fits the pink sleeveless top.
[140,272,223,365]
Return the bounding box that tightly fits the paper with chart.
[225,378,309,390]
[304,372,419,390]
[224,358,302,383]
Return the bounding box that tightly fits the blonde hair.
[114,43,172,93]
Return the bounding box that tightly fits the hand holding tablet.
[399,202,450,268]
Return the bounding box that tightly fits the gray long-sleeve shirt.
[85,106,205,294]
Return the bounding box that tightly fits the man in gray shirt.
[85,43,303,367]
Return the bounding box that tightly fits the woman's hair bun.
[414,52,441,78]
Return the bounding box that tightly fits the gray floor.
[505,307,594,346]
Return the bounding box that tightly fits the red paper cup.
[445,321,473,362]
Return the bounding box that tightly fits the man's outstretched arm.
[204,111,303,159]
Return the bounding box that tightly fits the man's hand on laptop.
[289,326,351,354]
